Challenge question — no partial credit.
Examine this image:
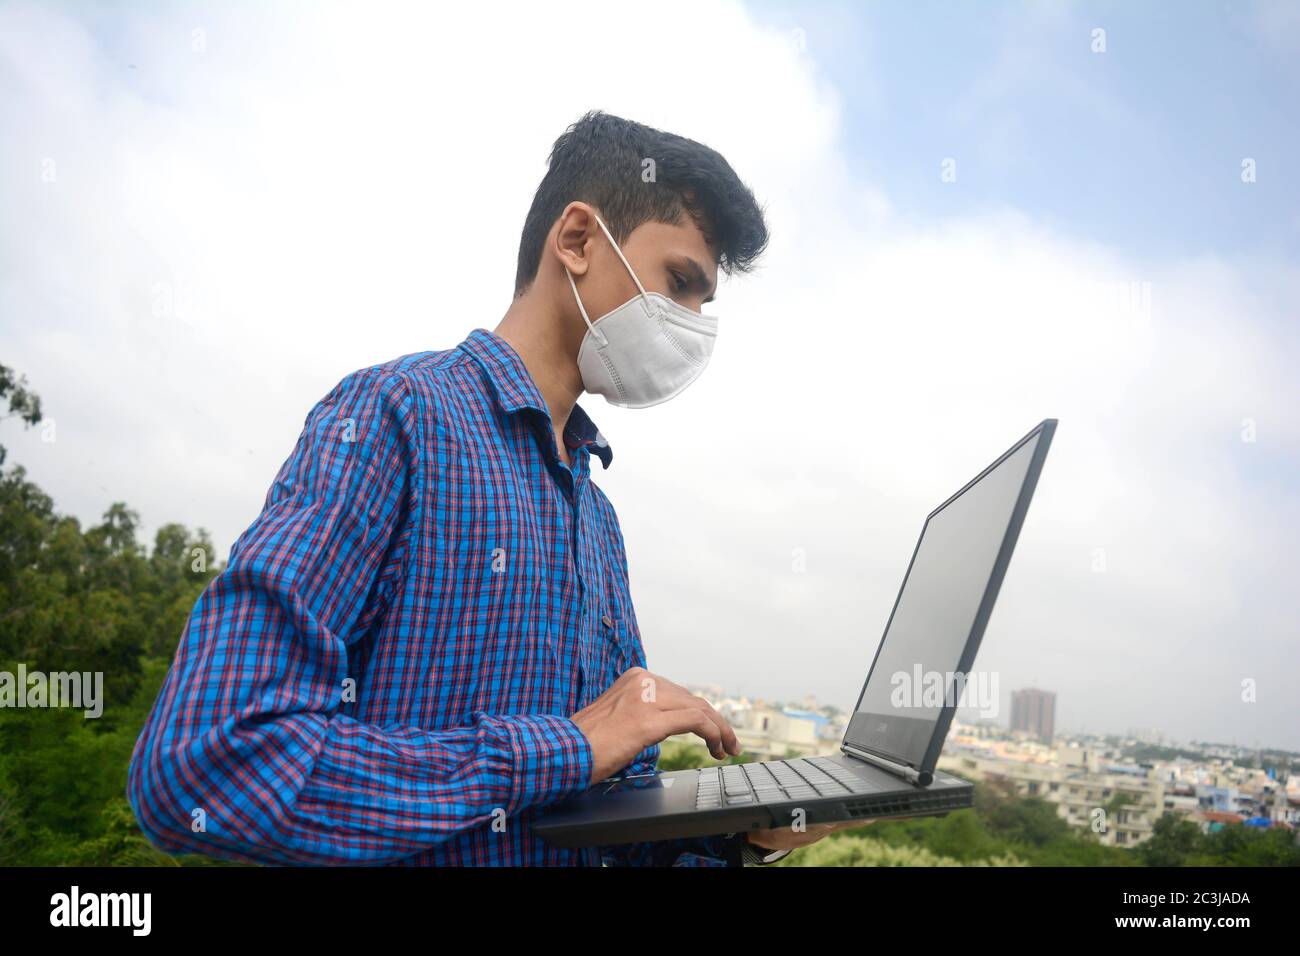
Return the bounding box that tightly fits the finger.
[833,819,874,831]
[788,826,837,848]
[680,694,741,756]
[653,679,741,757]
[755,822,838,850]
[653,707,725,760]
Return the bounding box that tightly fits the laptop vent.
[843,791,969,817]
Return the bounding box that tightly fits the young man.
[128,111,858,866]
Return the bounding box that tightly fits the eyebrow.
[675,255,718,304]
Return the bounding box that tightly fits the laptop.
[535,419,1057,848]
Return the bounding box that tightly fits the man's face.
[580,216,719,319]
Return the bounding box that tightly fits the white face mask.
[564,213,718,409]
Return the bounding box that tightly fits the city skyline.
[687,680,1299,757]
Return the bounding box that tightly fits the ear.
[553,202,598,278]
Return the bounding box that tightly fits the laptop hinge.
[841,743,932,787]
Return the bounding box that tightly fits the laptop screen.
[844,425,1048,772]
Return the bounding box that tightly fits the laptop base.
[534,754,972,848]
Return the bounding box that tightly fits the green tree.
[1137,812,1204,866]
[0,370,223,864]
[0,364,43,467]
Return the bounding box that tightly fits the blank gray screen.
[850,432,1039,767]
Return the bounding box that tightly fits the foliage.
[0,364,43,468]
[774,832,1027,867]
[1138,812,1300,866]
[0,447,221,864]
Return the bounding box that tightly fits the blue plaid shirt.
[127,328,737,866]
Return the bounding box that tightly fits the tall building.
[1010,688,1056,742]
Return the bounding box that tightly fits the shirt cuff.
[491,713,594,813]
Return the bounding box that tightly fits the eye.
[669,270,688,293]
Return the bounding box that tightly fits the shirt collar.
[562,402,614,470]
[460,328,614,470]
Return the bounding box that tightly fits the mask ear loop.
[565,212,655,348]
[596,213,720,328]
[592,213,652,305]
[565,266,608,347]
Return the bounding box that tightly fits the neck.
[493,289,586,434]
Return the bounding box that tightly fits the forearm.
[129,705,592,865]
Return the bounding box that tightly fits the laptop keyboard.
[695,757,881,810]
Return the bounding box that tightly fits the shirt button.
[602,614,614,628]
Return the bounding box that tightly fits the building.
[1009,688,1056,742]
[939,740,1166,847]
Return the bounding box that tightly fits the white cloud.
[2,0,1295,749]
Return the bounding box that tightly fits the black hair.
[513,110,769,297]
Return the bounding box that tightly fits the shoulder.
[319,348,457,404]
[312,345,485,428]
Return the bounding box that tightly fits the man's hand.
[570,667,741,784]
[747,814,918,853]
[745,819,873,853]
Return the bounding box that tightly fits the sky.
[2,0,1297,751]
